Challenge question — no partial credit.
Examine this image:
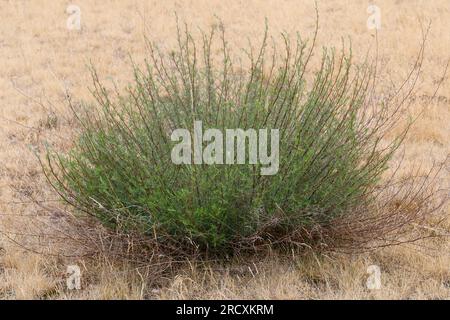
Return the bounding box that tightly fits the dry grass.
[0,0,449,299]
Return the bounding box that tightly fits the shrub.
[42,23,438,254]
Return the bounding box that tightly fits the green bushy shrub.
[43,24,408,253]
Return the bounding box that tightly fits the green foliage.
[43,24,406,253]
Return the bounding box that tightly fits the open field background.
[0,0,449,299]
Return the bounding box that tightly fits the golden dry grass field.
[0,0,449,299]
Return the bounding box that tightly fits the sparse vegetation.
[1,0,449,300]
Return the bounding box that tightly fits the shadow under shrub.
[42,23,445,255]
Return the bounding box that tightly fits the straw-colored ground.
[0,0,449,299]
